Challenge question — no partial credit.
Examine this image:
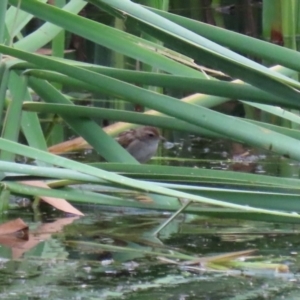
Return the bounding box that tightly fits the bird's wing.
[115,129,136,148]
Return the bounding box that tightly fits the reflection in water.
[160,131,273,175]
[0,209,299,299]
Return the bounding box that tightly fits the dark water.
[1,207,300,299]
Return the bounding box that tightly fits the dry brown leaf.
[48,136,89,154]
[0,219,29,250]
[1,55,16,63]
[0,218,28,236]
[12,216,79,259]
[0,235,29,249]
[134,194,154,203]
[20,181,84,216]
[35,48,75,55]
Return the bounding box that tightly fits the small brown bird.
[116,126,164,163]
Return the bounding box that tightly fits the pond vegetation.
[1,0,300,298]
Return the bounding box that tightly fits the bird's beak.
[159,135,166,142]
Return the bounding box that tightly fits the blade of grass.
[0,65,9,127]
[26,69,300,109]
[5,0,48,40]
[97,0,300,92]
[147,6,300,74]
[92,163,300,190]
[2,46,300,162]
[10,0,203,78]
[10,0,300,101]
[0,0,8,52]
[0,138,298,218]
[23,102,300,141]
[1,72,27,161]
[14,0,87,52]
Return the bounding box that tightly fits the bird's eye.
[148,133,155,137]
